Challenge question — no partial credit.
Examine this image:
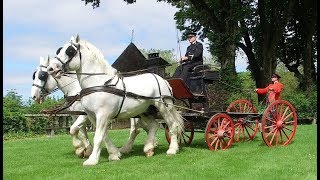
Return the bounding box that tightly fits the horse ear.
[75,34,80,43]
[44,55,50,66]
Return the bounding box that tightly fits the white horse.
[47,34,184,166]
[31,56,157,157]
[31,56,93,158]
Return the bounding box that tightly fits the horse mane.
[80,40,117,75]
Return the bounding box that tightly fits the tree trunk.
[219,43,237,80]
[299,0,317,90]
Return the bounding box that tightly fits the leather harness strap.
[79,85,166,100]
[41,94,81,114]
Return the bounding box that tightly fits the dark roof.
[112,42,146,72]
[144,57,170,68]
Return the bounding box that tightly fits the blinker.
[32,71,36,80]
[66,46,77,57]
[56,47,63,55]
[38,71,48,81]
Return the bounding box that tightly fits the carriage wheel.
[205,113,234,151]
[165,121,194,145]
[261,100,297,147]
[226,99,259,142]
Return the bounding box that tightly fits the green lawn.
[3,125,317,180]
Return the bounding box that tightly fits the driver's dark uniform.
[172,41,203,82]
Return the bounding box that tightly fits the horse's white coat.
[32,56,152,158]
[47,34,184,166]
[31,56,93,157]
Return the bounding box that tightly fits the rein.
[41,94,81,114]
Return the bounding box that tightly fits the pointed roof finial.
[131,29,134,43]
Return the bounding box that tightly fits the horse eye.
[65,46,76,57]
[56,47,63,55]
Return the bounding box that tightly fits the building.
[112,42,170,77]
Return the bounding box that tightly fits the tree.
[3,90,28,133]
[277,0,317,90]
[82,0,317,100]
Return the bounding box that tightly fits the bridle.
[54,42,82,72]
[32,65,52,96]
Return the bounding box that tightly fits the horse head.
[47,34,83,78]
[48,34,118,90]
[31,55,58,104]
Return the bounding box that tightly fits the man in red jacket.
[255,73,283,104]
[256,73,283,131]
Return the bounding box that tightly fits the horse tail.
[170,106,185,135]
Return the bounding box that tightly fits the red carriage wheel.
[205,113,234,151]
[165,121,194,145]
[261,100,297,147]
[226,99,259,142]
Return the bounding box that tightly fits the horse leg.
[119,118,140,154]
[70,115,93,158]
[78,121,93,158]
[139,114,159,157]
[83,112,110,166]
[157,103,182,155]
[103,130,122,161]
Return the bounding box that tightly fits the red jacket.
[256,81,283,103]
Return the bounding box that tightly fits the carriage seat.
[189,64,220,83]
[192,64,211,72]
[167,78,205,99]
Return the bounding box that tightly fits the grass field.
[3,124,317,180]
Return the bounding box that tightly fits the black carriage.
[165,64,298,150]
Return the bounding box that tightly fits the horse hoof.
[75,147,85,158]
[166,149,177,155]
[83,144,93,158]
[119,147,132,154]
[145,149,154,157]
[108,154,121,161]
[83,159,98,166]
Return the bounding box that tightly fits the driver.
[172,32,203,82]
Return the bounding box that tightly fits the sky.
[3,0,248,102]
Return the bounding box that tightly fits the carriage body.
[165,64,297,151]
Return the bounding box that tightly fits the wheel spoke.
[219,140,224,149]
[266,127,276,137]
[269,129,277,145]
[266,116,274,123]
[280,106,290,121]
[214,138,219,150]
[208,133,217,139]
[282,112,294,122]
[284,121,295,125]
[283,126,294,132]
[278,103,284,120]
[279,130,284,145]
[281,129,290,139]
[241,126,246,140]
[244,126,251,137]
[222,121,231,129]
[275,129,279,146]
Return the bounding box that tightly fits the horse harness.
[79,73,174,119]
[32,65,57,96]
[54,42,174,118]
